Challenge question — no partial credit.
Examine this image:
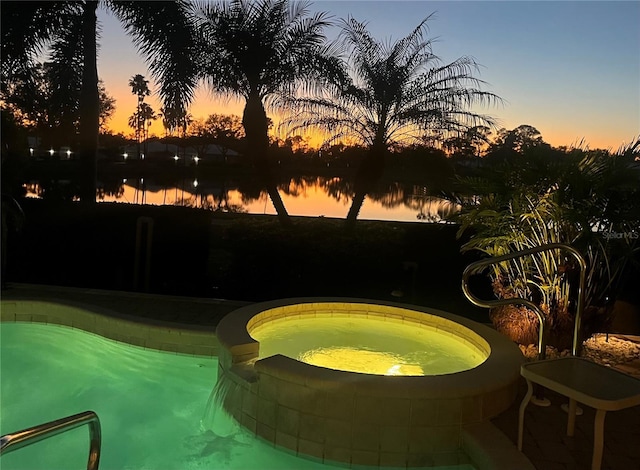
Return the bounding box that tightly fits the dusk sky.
[96,1,639,150]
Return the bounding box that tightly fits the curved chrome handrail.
[0,410,101,470]
[462,242,587,359]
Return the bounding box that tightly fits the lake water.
[25,176,456,222]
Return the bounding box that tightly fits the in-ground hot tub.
[216,298,524,468]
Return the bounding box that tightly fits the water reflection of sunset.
[77,177,456,223]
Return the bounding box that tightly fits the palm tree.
[129,74,150,103]
[192,0,341,226]
[128,103,156,150]
[160,106,192,139]
[129,74,151,157]
[129,74,150,140]
[283,15,501,226]
[2,1,197,202]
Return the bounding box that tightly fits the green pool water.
[0,322,476,470]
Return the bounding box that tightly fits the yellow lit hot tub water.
[250,315,486,376]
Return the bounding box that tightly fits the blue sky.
[97,1,640,149]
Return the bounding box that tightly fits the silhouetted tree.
[443,126,492,159]
[2,60,115,149]
[98,83,116,133]
[1,107,29,197]
[128,104,156,148]
[282,15,501,227]
[128,74,150,146]
[189,114,245,162]
[2,1,197,202]
[193,0,341,226]
[160,106,192,138]
[488,124,549,157]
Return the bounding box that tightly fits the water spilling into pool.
[200,367,242,437]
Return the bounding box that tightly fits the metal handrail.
[462,242,587,359]
[0,410,101,470]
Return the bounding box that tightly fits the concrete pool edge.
[216,297,526,467]
[0,285,220,356]
[462,422,536,470]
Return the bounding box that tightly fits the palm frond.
[193,0,336,107]
[109,0,199,113]
[1,2,81,86]
[284,13,501,151]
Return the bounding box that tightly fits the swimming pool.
[0,321,476,470]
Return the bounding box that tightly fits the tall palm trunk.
[78,0,99,203]
[242,93,291,227]
[345,144,386,228]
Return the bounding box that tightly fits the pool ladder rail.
[461,242,587,360]
[0,410,101,470]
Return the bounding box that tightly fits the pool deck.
[1,283,639,470]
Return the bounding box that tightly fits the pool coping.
[0,284,222,356]
[217,297,524,398]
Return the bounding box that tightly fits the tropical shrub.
[448,138,640,348]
